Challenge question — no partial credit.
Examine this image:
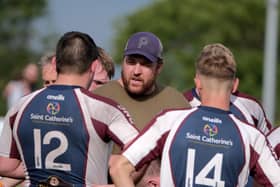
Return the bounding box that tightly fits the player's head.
[194,43,238,93]
[136,159,160,187]
[38,51,57,87]
[55,31,99,75]
[88,47,115,91]
[121,32,164,96]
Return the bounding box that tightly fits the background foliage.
[0,0,279,125]
[112,0,280,124]
[0,0,47,115]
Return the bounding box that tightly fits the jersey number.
[185,148,225,187]
[33,129,71,171]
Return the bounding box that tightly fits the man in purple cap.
[93,31,190,185]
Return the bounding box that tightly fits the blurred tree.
[0,0,48,115]
[112,0,280,123]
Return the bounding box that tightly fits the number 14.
[185,148,225,187]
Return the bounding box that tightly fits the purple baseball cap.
[124,32,163,63]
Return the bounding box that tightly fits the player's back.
[11,85,137,186]
[161,106,280,187]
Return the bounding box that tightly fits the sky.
[32,0,152,53]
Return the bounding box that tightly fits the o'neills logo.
[47,94,65,101]
[202,116,222,124]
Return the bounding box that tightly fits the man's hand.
[109,154,135,187]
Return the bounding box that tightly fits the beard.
[121,70,157,96]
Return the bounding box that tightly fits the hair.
[196,43,236,80]
[38,51,55,66]
[136,159,160,187]
[55,31,99,74]
[97,47,115,79]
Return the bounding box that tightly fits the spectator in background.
[3,63,39,110]
[22,63,39,91]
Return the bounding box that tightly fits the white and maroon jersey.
[123,106,280,187]
[267,126,280,164]
[0,85,138,186]
[183,88,272,134]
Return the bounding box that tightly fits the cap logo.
[137,37,149,49]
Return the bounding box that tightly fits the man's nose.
[133,63,142,75]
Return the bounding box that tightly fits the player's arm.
[109,154,135,187]
[0,157,25,179]
[0,177,23,187]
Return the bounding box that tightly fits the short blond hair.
[196,43,236,80]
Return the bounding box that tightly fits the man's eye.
[93,80,105,85]
[126,60,136,65]
[44,80,56,85]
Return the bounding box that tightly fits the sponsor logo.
[203,124,218,137]
[47,102,60,115]
[30,102,73,124]
[185,132,233,147]
[30,113,74,124]
[47,94,65,101]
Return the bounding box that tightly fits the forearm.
[0,177,23,187]
[109,155,135,187]
[0,158,25,179]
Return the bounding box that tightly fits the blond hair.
[196,43,236,80]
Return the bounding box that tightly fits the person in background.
[109,43,280,187]
[93,31,190,185]
[0,31,138,186]
[88,46,115,91]
[3,63,39,110]
[38,51,57,87]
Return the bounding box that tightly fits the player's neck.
[200,92,230,111]
[55,73,91,89]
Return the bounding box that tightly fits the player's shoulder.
[232,91,261,104]
[79,86,122,107]
[267,126,280,140]
[230,113,264,136]
[93,80,122,95]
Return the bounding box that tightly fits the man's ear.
[91,59,99,72]
[146,177,160,187]
[155,63,163,75]
[232,77,239,93]
[194,74,201,89]
[51,56,56,65]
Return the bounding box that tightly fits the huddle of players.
[0,31,279,187]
